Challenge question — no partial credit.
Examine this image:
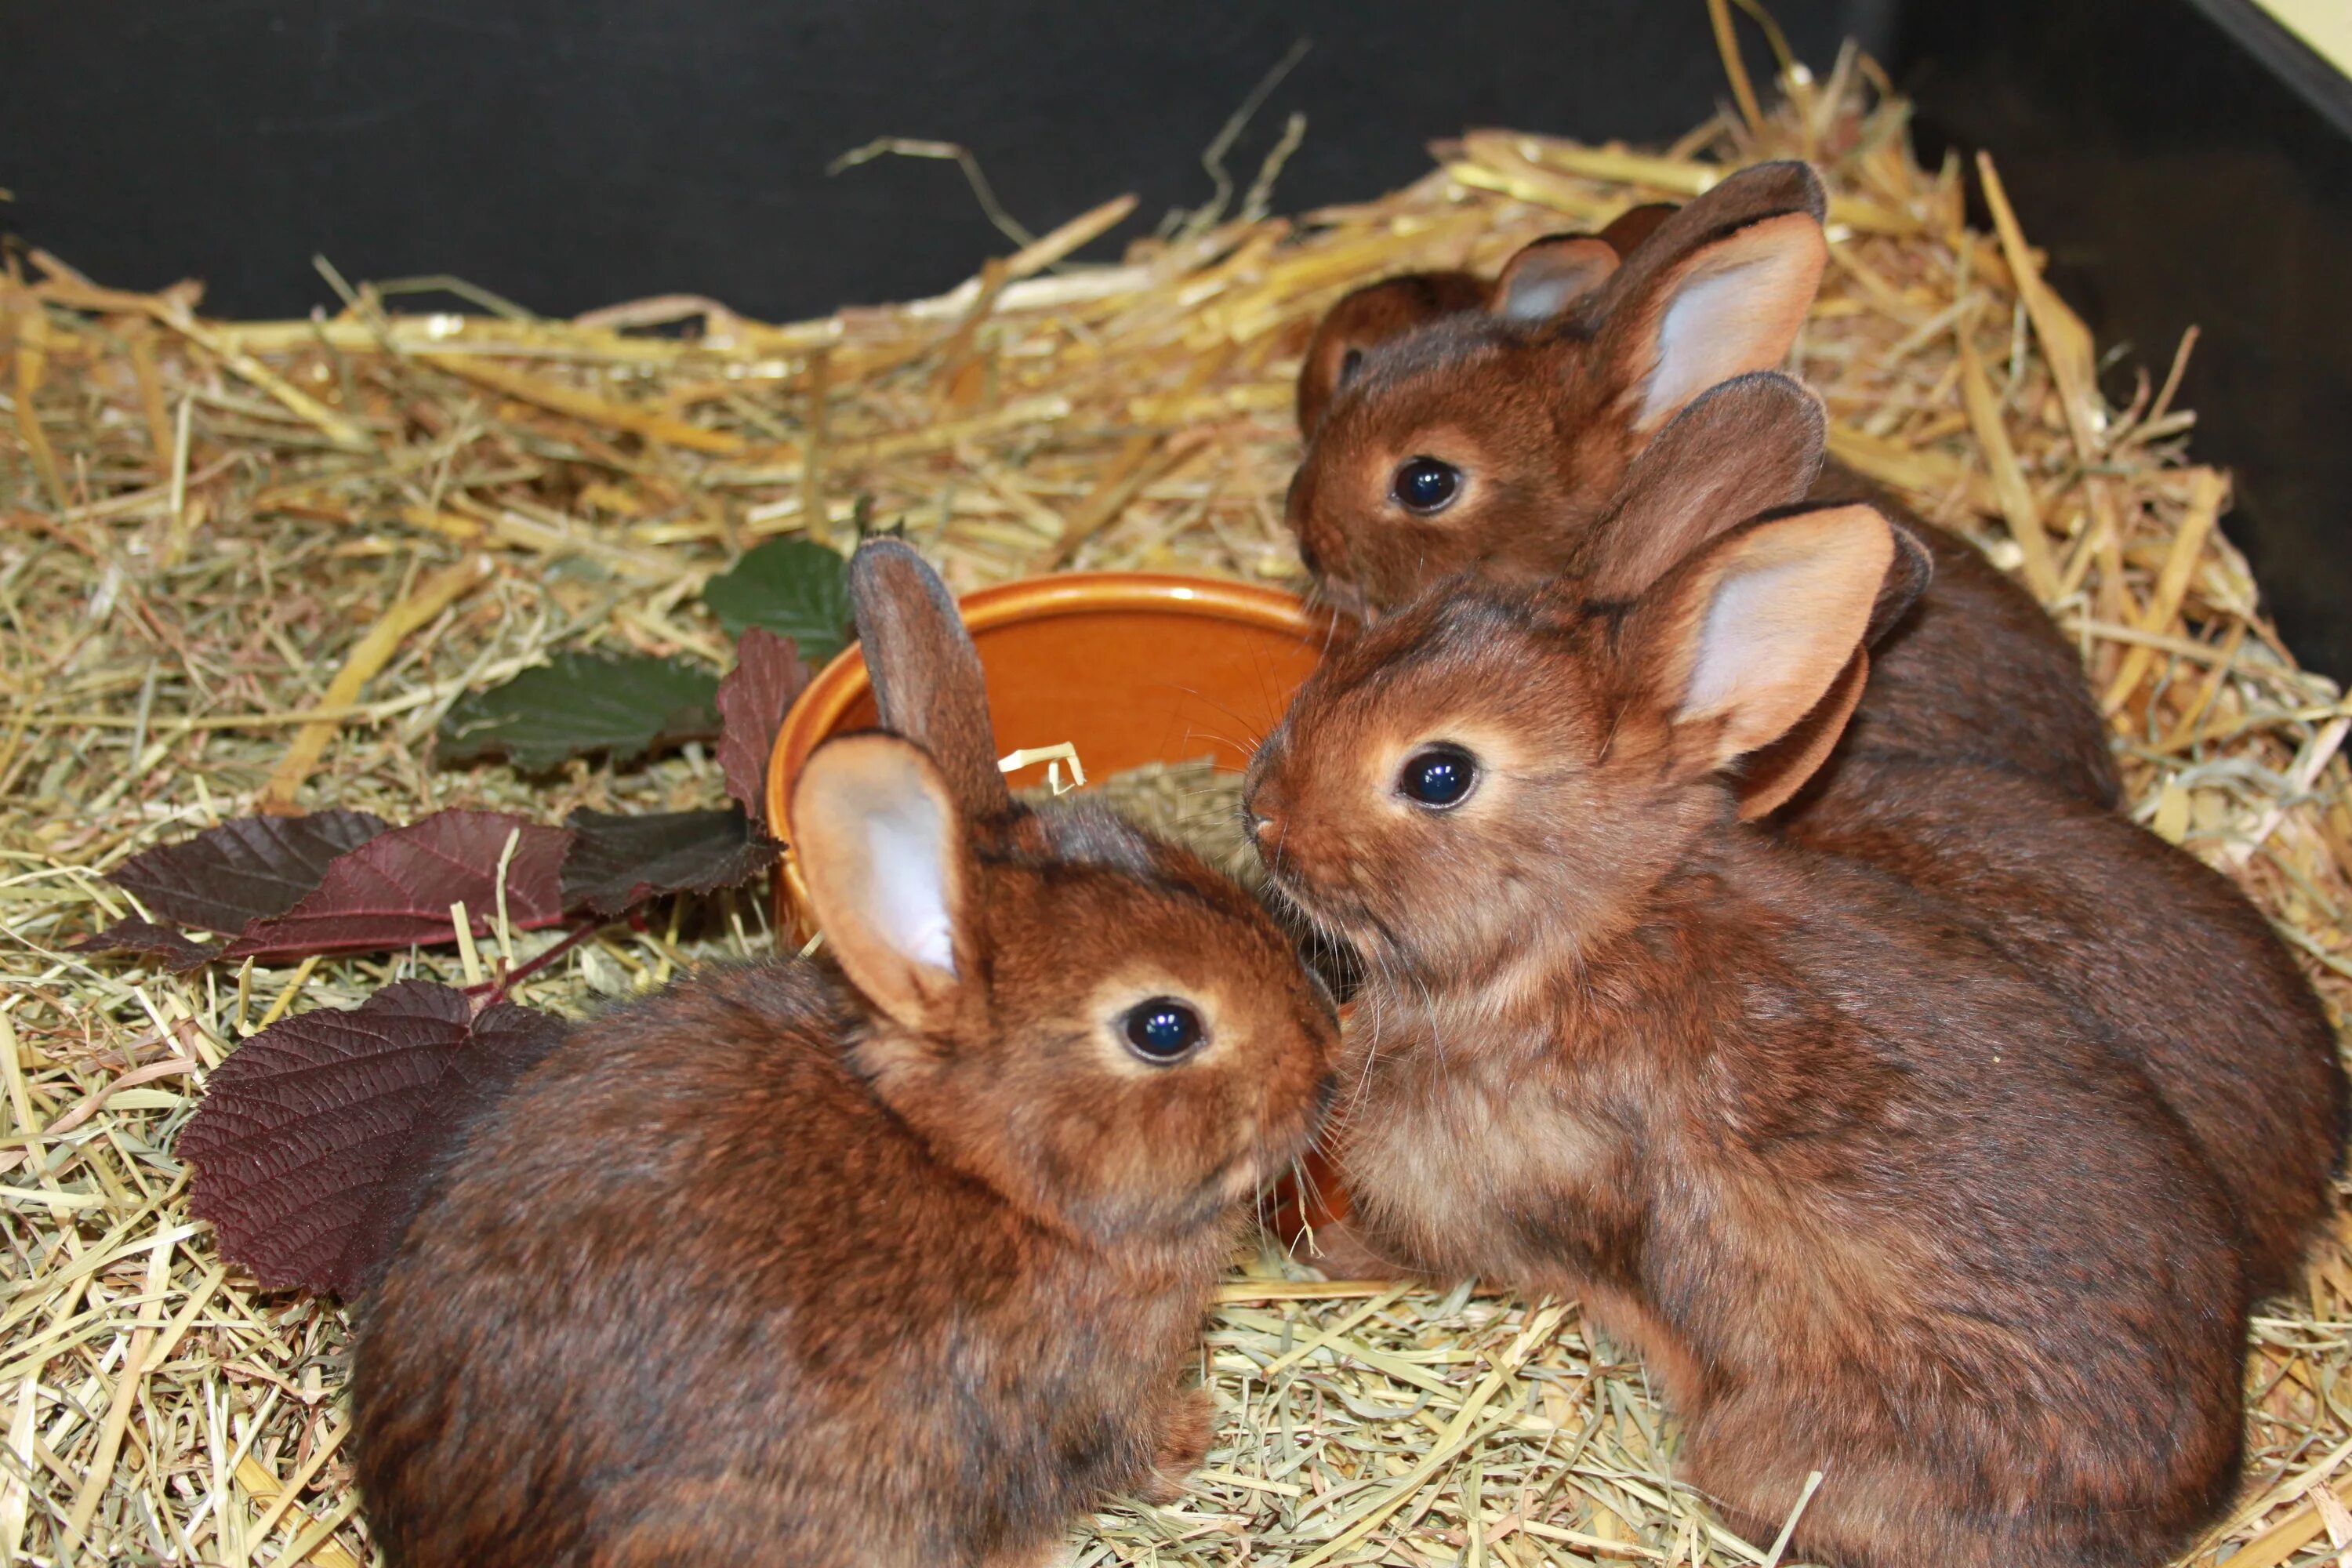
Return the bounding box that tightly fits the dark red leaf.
[716,626,813,829]
[559,806,780,916]
[220,810,571,963]
[73,918,216,971]
[180,981,566,1297]
[105,809,390,935]
[343,998,567,1296]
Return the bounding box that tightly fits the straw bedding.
[4,36,2350,1568]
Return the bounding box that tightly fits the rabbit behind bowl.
[353,539,1339,1568]
[1243,503,2248,1568]
[1286,158,2120,812]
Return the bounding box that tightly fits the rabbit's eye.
[1123,997,1207,1063]
[1391,457,1461,514]
[1399,745,1478,808]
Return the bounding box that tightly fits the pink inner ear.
[1666,506,1893,769]
[793,735,968,1030]
[1687,556,1813,714]
[1634,214,1828,430]
[1493,238,1618,323]
[858,794,956,975]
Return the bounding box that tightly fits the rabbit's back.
[1783,751,2346,1294]
[354,961,1199,1568]
[1665,850,2247,1563]
[1799,464,2121,809]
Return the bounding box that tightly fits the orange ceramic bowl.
[765,571,1332,940]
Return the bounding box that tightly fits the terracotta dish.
[767,570,1331,940]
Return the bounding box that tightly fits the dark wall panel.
[5,0,2343,675]
[1900,0,2352,679]
[2,0,1881,321]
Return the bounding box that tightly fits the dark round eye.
[1122,997,1206,1063]
[1399,745,1477,808]
[1391,456,1461,514]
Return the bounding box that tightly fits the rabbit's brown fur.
[1292,201,1679,437]
[1554,379,2346,1302]
[354,540,1338,1568]
[1298,269,1487,437]
[1779,751,2346,1297]
[1287,160,2121,810]
[1245,507,2249,1568]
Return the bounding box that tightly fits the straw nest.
[5,34,2350,1568]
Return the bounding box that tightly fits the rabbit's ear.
[1727,509,1932,822]
[1596,201,1679,256]
[1297,271,1487,434]
[1583,161,1828,433]
[1614,160,1825,256]
[848,539,1011,818]
[793,732,975,1033]
[1490,234,1618,323]
[1631,503,1896,779]
[1582,371,1826,598]
[1730,648,1869,821]
[1867,520,1935,647]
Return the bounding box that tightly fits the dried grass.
[4,42,2350,1568]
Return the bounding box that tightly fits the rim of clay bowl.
[765,570,1327,934]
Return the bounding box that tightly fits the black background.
[1896,0,2352,682]
[5,0,2347,675]
[0,1,1889,319]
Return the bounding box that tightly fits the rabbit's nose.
[1242,774,1287,848]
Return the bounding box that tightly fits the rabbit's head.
[1287,162,1828,618]
[794,541,1340,1247]
[1246,501,1920,987]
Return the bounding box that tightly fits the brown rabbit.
[1560,398,2347,1298]
[1293,202,1675,436]
[1287,159,2121,810]
[353,539,1338,1568]
[1243,504,2249,1568]
[1780,750,2347,1298]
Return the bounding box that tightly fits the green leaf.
[437,652,720,774]
[702,539,854,661]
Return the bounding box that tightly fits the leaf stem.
[474,919,601,1004]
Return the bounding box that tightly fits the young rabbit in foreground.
[354,539,1338,1568]
[1287,158,2121,811]
[1244,505,2250,1567]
